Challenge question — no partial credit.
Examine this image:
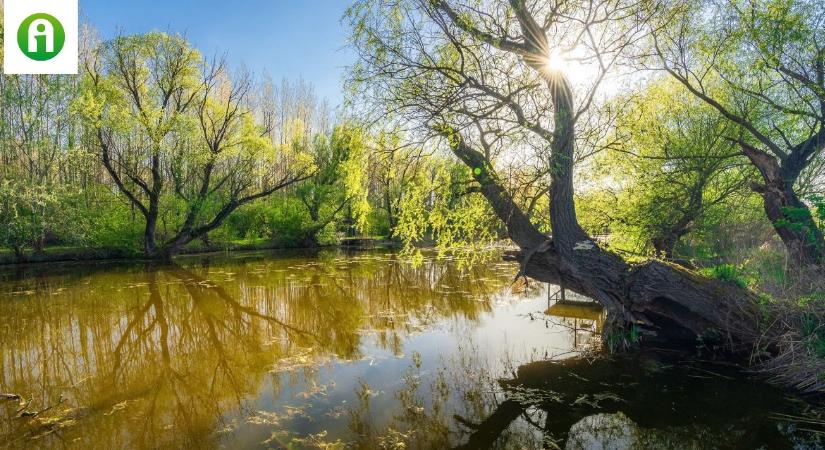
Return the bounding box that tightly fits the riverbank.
[0,237,397,267]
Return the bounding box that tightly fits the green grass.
[700,263,749,288]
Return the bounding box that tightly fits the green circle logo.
[17,13,65,61]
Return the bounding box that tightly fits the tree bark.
[741,142,823,265]
[758,182,823,265]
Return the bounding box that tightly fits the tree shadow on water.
[454,353,823,449]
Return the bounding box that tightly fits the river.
[0,249,822,449]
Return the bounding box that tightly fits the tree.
[296,124,369,246]
[0,72,81,254]
[347,0,768,350]
[598,79,754,259]
[75,33,313,258]
[366,131,428,237]
[0,181,58,259]
[654,0,825,264]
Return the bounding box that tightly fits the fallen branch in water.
[17,395,65,419]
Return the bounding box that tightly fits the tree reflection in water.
[0,251,517,448]
[343,349,823,449]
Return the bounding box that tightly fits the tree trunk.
[143,207,160,258]
[384,190,397,236]
[758,180,823,265]
[12,245,26,262]
[742,143,823,265]
[446,132,763,349]
[651,236,675,259]
[33,234,46,254]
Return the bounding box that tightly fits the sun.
[542,46,600,86]
[539,43,641,98]
[545,49,568,74]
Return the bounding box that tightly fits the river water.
[0,249,822,449]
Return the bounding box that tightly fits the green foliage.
[224,201,274,240]
[268,198,316,246]
[72,31,316,256]
[810,195,825,234]
[266,197,338,247]
[606,324,641,353]
[364,207,392,238]
[0,180,57,254]
[588,79,754,259]
[293,123,371,244]
[798,292,825,308]
[396,159,500,266]
[775,198,824,250]
[700,264,750,288]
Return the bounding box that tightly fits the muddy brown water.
[0,249,822,449]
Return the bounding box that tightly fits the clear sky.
[80,0,354,106]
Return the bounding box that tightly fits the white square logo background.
[3,0,78,74]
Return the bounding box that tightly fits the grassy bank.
[0,237,397,267]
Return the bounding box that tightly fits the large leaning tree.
[654,0,825,265]
[347,0,772,349]
[75,33,313,258]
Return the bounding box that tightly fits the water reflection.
[451,354,824,449]
[0,250,821,449]
[0,251,530,448]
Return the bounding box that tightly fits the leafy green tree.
[295,124,369,246]
[0,71,81,256]
[75,33,314,258]
[345,0,784,358]
[366,131,428,237]
[0,181,57,258]
[395,155,501,264]
[656,0,825,264]
[596,80,755,258]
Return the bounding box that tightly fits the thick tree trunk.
[651,236,675,259]
[652,225,690,260]
[143,211,160,258]
[547,76,590,250]
[758,180,823,265]
[446,132,763,349]
[742,143,823,265]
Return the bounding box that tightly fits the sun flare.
[545,49,568,73]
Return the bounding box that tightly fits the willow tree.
[347,0,770,348]
[295,124,370,245]
[75,33,313,258]
[599,79,754,259]
[368,131,429,237]
[654,0,825,265]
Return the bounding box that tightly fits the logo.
[17,13,66,61]
[3,0,78,74]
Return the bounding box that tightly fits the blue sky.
[80,0,354,106]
